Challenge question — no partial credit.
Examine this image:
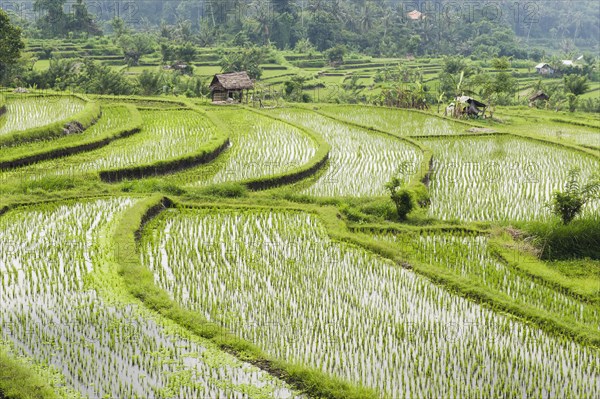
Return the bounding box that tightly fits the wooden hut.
[535,63,554,75]
[529,90,549,106]
[210,71,254,103]
[454,96,487,118]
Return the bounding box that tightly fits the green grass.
[139,200,600,397]
[0,349,57,399]
[269,107,422,197]
[0,108,220,185]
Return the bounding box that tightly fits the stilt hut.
[454,96,487,118]
[210,72,254,103]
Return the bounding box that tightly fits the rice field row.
[421,135,600,221]
[526,123,599,149]
[376,232,600,331]
[0,109,217,182]
[0,96,85,136]
[316,105,466,136]
[0,199,299,398]
[0,105,135,161]
[141,208,600,398]
[170,109,317,187]
[269,108,422,197]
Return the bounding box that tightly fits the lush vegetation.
[0,2,598,398]
[0,88,598,399]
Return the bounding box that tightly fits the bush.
[551,168,600,224]
[385,177,415,221]
[359,199,397,220]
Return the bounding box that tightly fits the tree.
[35,0,100,37]
[564,74,589,96]
[137,70,165,95]
[284,75,310,102]
[551,169,600,224]
[0,9,24,83]
[219,46,266,80]
[119,34,156,66]
[70,0,102,36]
[111,17,128,39]
[34,0,68,36]
[385,177,414,221]
[325,45,346,66]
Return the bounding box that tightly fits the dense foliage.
[0,9,24,84]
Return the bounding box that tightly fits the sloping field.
[270,108,422,197]
[0,96,85,136]
[0,199,299,398]
[141,208,599,398]
[421,135,600,221]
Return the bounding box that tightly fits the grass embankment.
[0,105,142,168]
[0,95,101,148]
[114,195,379,399]
[0,349,56,399]
[494,218,600,302]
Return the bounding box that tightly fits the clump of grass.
[197,183,248,198]
[522,217,600,260]
[121,179,185,195]
[0,350,56,399]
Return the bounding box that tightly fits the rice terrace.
[0,1,599,398]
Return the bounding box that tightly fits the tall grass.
[522,217,600,260]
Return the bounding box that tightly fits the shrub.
[385,177,415,220]
[550,168,600,224]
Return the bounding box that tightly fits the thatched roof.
[455,96,486,108]
[210,72,254,91]
[529,90,549,101]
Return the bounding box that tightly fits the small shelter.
[210,71,254,103]
[529,90,549,106]
[535,63,554,75]
[454,96,487,118]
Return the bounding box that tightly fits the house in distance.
[210,71,254,103]
[535,63,554,75]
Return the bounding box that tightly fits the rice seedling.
[317,105,466,136]
[142,208,600,398]
[421,135,600,221]
[0,109,217,182]
[0,199,300,398]
[171,109,316,186]
[0,96,85,136]
[377,232,600,331]
[269,108,422,197]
